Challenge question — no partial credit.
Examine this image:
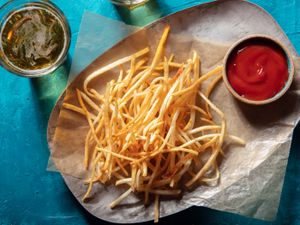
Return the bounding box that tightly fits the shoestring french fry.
[63,25,245,223]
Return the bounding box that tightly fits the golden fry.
[67,25,244,223]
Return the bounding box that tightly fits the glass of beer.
[0,0,71,77]
[110,0,150,8]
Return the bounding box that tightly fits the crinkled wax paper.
[47,1,300,223]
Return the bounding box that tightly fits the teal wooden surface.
[0,0,299,225]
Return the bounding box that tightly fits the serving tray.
[48,0,299,223]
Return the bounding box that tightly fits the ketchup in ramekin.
[224,36,294,104]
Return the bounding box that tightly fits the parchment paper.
[47,0,300,223]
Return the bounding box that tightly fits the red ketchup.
[227,39,289,101]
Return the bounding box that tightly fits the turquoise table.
[0,0,299,224]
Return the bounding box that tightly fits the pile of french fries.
[63,25,244,222]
